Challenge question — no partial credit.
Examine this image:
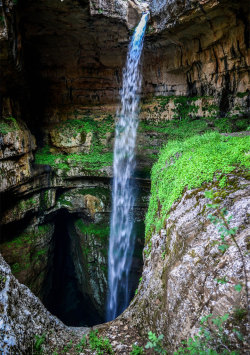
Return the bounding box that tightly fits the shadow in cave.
[44,209,103,327]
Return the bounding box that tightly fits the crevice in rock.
[44,209,103,327]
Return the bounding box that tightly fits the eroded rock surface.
[123,173,250,352]
[0,254,87,354]
[0,119,36,192]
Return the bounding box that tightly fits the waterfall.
[107,12,149,321]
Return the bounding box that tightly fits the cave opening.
[44,209,104,327]
[43,207,144,327]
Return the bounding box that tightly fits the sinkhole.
[43,209,103,327]
[0,185,146,328]
[42,209,144,327]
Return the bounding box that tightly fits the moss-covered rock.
[0,223,54,299]
[73,218,109,318]
[123,172,249,352]
[145,132,250,239]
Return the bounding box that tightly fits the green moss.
[1,223,52,253]
[172,96,199,120]
[1,225,51,277]
[53,115,113,138]
[139,118,209,141]
[57,196,73,207]
[236,92,249,98]
[34,115,114,172]
[0,117,19,134]
[233,308,247,322]
[40,189,53,210]
[34,145,112,171]
[139,114,249,143]
[75,219,110,241]
[145,132,250,239]
[78,187,110,199]
[35,249,47,257]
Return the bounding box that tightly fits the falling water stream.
[107,12,149,321]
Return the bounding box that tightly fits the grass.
[145,132,250,239]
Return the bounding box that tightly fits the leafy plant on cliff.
[74,335,87,353]
[205,190,249,325]
[33,333,46,354]
[75,219,109,240]
[145,132,250,241]
[130,344,144,354]
[174,314,241,354]
[88,330,113,354]
[145,332,167,354]
[34,115,114,172]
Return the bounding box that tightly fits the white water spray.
[107,13,149,321]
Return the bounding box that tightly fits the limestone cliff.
[123,172,250,352]
[0,0,249,353]
[0,254,88,353]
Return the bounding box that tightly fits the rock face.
[0,254,87,354]
[123,173,249,351]
[1,0,249,124]
[0,222,54,300]
[0,119,36,192]
[0,0,249,352]
[144,0,250,110]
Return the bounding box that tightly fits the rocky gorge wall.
[123,172,250,352]
[0,0,249,353]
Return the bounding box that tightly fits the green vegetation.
[33,333,46,354]
[236,92,249,98]
[174,314,243,354]
[0,224,52,276]
[205,191,249,320]
[88,330,113,355]
[145,332,166,354]
[140,118,208,140]
[0,116,19,134]
[34,115,114,172]
[145,132,250,239]
[34,145,113,171]
[52,115,113,138]
[172,96,199,121]
[139,114,249,141]
[130,344,144,354]
[75,335,87,353]
[75,218,109,240]
[57,195,73,207]
[0,274,7,288]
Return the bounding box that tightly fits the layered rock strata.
[123,173,250,352]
